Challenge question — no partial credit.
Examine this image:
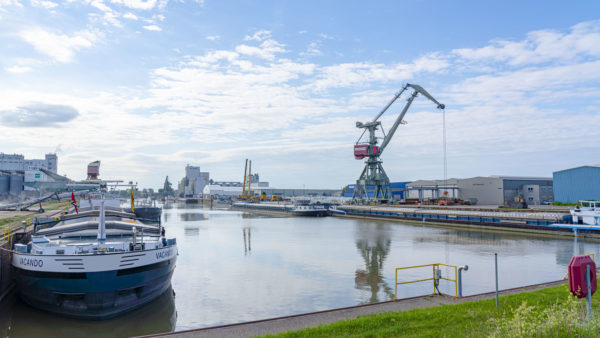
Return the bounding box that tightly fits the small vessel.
[232,200,329,217]
[571,201,600,226]
[11,188,177,319]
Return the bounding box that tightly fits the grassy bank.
[267,284,600,337]
[0,199,70,230]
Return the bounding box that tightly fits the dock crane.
[352,83,445,203]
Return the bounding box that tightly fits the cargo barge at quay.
[232,201,329,217]
[330,204,600,238]
[11,192,178,319]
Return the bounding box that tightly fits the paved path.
[144,280,566,338]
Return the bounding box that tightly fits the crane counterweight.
[352,83,445,204]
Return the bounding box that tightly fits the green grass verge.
[265,284,600,337]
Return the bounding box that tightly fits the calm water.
[1,203,598,337]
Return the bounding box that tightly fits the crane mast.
[352,83,445,203]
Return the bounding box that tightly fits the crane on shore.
[352,83,445,204]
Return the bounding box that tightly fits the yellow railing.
[2,226,14,248]
[563,253,596,280]
[395,263,458,299]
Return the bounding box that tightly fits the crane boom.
[372,86,409,122]
[379,84,444,151]
[406,83,445,109]
[352,83,445,204]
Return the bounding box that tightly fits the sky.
[0,0,599,190]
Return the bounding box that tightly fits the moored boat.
[232,200,329,217]
[571,200,600,226]
[11,189,177,320]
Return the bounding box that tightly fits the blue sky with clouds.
[1,0,599,189]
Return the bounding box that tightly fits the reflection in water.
[179,213,207,222]
[556,237,587,266]
[0,288,177,338]
[243,227,252,255]
[184,227,200,237]
[354,224,394,303]
[415,230,511,246]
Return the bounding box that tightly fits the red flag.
[71,191,78,214]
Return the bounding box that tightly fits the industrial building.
[0,152,58,196]
[408,176,553,205]
[344,176,553,206]
[0,153,57,173]
[553,165,600,203]
[178,165,210,197]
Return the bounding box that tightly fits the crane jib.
[352,83,445,203]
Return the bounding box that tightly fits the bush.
[490,296,600,337]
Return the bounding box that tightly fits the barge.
[11,191,177,319]
[329,205,600,237]
[232,200,329,217]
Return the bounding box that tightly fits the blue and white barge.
[11,194,177,319]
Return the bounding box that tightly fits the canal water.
[1,203,598,337]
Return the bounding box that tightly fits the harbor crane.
[352,83,445,203]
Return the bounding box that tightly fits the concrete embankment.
[146,280,567,338]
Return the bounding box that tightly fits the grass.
[265,284,600,337]
[0,199,71,231]
[552,201,579,207]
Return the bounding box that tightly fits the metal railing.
[563,253,596,280]
[395,263,458,299]
[1,226,14,248]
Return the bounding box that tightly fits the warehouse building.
[456,176,553,205]
[346,176,553,205]
[553,165,600,203]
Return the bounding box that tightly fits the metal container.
[0,174,9,195]
[9,173,24,196]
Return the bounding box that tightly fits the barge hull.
[14,258,176,320]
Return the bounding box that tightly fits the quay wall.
[0,241,13,302]
[332,209,597,240]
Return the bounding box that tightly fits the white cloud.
[244,29,271,41]
[206,35,220,41]
[0,0,23,7]
[318,33,333,40]
[453,20,600,66]
[30,0,57,9]
[301,41,322,57]
[19,28,98,63]
[4,65,33,73]
[143,24,161,31]
[122,12,137,20]
[235,39,287,60]
[109,0,158,10]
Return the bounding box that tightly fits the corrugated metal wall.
[553,166,600,203]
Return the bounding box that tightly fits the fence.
[395,263,458,299]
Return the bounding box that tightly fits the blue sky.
[1,1,599,189]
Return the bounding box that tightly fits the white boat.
[11,190,177,319]
[571,200,600,226]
